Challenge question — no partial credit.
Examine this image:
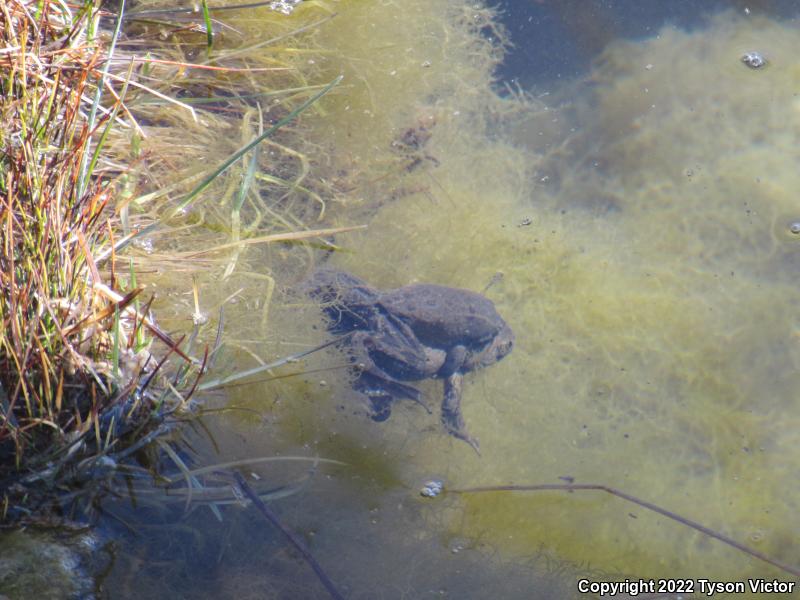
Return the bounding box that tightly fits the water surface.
[86,2,800,598]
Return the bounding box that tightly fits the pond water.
[16,1,800,598]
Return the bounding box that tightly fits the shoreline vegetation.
[0,0,341,525]
[0,0,203,524]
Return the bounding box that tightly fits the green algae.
[244,7,800,592]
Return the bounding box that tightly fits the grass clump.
[0,0,200,524]
[0,0,347,525]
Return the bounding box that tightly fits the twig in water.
[234,472,346,600]
[449,483,800,578]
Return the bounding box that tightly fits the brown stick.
[450,483,800,578]
[234,472,346,600]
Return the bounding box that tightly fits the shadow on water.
[88,413,578,599]
[493,0,800,87]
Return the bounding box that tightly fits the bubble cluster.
[741,51,767,69]
[420,479,444,498]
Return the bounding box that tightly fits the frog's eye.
[498,339,513,356]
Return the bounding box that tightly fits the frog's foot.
[441,373,481,456]
[352,381,395,422]
[448,426,481,455]
[355,373,432,418]
[365,392,431,422]
[367,395,393,422]
[404,393,432,415]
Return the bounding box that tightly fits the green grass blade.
[112,306,120,381]
[86,59,135,184]
[172,74,343,217]
[201,0,213,54]
[235,134,259,213]
[198,336,347,391]
[77,0,126,198]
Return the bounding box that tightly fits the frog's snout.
[492,324,515,361]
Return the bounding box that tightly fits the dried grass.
[0,0,197,523]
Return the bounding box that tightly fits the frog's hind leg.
[438,344,468,378]
[441,373,480,455]
[349,330,432,415]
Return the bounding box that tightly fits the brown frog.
[305,268,514,453]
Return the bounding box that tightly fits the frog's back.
[380,284,504,348]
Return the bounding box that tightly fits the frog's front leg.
[441,372,480,455]
[438,344,468,378]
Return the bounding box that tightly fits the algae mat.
[101,4,800,598]
[263,8,800,596]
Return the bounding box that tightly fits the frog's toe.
[442,419,481,456]
[411,396,432,415]
[463,435,481,456]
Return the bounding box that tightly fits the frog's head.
[490,322,515,361]
[470,322,514,369]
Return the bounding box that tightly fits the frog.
[304,268,514,453]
